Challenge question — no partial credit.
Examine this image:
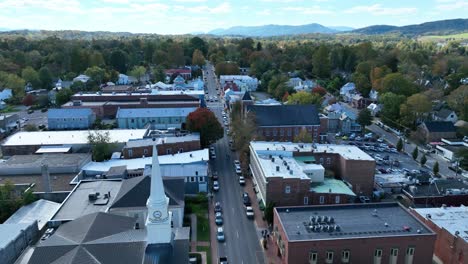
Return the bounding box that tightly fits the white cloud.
[285,6,332,14]
[344,4,417,15]
[173,0,207,2]
[257,9,271,15]
[0,0,82,13]
[435,0,468,10]
[180,2,231,14]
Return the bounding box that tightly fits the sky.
[0,0,467,34]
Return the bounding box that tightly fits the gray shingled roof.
[423,121,456,133]
[247,104,320,126]
[28,212,148,264]
[434,109,454,119]
[110,176,184,209]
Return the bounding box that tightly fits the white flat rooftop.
[257,154,324,180]
[251,141,374,161]
[82,149,209,172]
[413,206,468,242]
[3,129,147,146]
[125,134,200,148]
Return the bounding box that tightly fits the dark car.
[378,168,388,174]
[242,192,251,206]
[214,202,222,213]
[359,196,371,203]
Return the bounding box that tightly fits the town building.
[271,203,436,264]
[101,85,135,93]
[0,222,39,264]
[411,206,468,264]
[72,74,90,83]
[122,132,200,158]
[418,121,457,143]
[4,199,61,232]
[403,179,468,207]
[432,108,458,123]
[1,129,146,156]
[220,75,258,91]
[62,91,202,118]
[246,105,324,142]
[164,68,192,80]
[324,103,362,134]
[117,73,137,85]
[116,107,196,129]
[0,113,19,135]
[436,138,468,162]
[0,88,12,101]
[21,140,190,264]
[249,141,375,208]
[47,108,96,130]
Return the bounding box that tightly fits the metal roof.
[116,107,196,118]
[47,108,94,119]
[5,199,60,230]
[0,223,33,249]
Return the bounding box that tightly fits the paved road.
[6,105,48,129]
[204,63,265,264]
[367,122,458,179]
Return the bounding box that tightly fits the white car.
[234,160,240,166]
[239,176,245,185]
[217,227,225,242]
[213,181,219,191]
[246,206,254,219]
[235,165,242,175]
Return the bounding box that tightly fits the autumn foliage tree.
[186,108,223,147]
[22,94,36,106]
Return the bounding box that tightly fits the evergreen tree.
[412,147,419,160]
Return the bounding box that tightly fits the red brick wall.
[121,140,201,159]
[273,210,436,264]
[411,209,468,264]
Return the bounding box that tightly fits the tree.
[0,71,25,98]
[381,73,418,96]
[293,128,313,143]
[186,108,223,147]
[352,73,372,96]
[70,81,86,92]
[55,89,73,105]
[38,66,53,90]
[287,91,322,106]
[110,50,128,73]
[312,45,330,78]
[21,66,41,88]
[84,66,105,85]
[192,49,205,67]
[357,108,373,128]
[420,154,427,166]
[215,62,240,76]
[397,138,403,152]
[433,161,439,175]
[152,66,165,83]
[456,148,468,170]
[129,66,146,83]
[412,147,419,160]
[370,66,391,91]
[87,131,116,162]
[24,124,38,131]
[264,201,276,224]
[400,93,432,127]
[447,85,468,120]
[268,75,290,100]
[22,94,36,106]
[379,92,406,125]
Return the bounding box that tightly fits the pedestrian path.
[190,213,211,264]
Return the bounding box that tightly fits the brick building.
[411,206,468,264]
[418,121,457,143]
[62,92,201,118]
[402,179,468,207]
[246,105,325,142]
[272,203,436,264]
[122,133,201,159]
[249,142,375,208]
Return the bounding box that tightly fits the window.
[131,118,135,123]
[342,250,350,263]
[280,128,284,136]
[391,248,398,256]
[390,248,399,264]
[128,149,133,158]
[285,186,291,194]
[195,171,199,176]
[309,251,318,264]
[265,129,270,136]
[405,247,415,264]
[326,158,331,165]
[190,177,196,182]
[287,129,292,136]
[143,149,148,155]
[319,196,325,204]
[325,251,334,264]
[304,197,309,205]
[374,249,383,257]
[179,148,184,153]
[406,247,414,256]
[166,149,172,154]
[335,196,340,204]
[273,129,277,136]
[199,177,204,182]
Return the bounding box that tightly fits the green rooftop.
[294,156,316,165]
[310,178,356,196]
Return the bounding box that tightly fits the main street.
[203,63,265,264]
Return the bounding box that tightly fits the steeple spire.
[146,137,172,244]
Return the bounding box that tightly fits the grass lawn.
[185,194,210,242]
[197,245,211,264]
[196,214,210,241]
[0,105,19,113]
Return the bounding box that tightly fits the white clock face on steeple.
[153,210,162,219]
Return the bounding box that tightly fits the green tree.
[110,50,128,73]
[352,72,371,96]
[379,92,406,125]
[293,128,313,143]
[420,154,427,166]
[55,89,73,105]
[400,93,432,127]
[264,201,276,224]
[192,49,205,67]
[381,73,418,96]
[87,131,116,162]
[456,148,468,170]
[312,45,330,78]
[186,108,223,147]
[397,138,403,152]
[447,85,468,120]
[152,66,165,83]
[0,71,25,98]
[24,124,38,131]
[21,66,41,88]
[84,66,105,85]
[129,66,146,83]
[268,75,289,100]
[412,147,419,160]
[287,91,322,106]
[357,108,373,128]
[38,66,53,90]
[433,161,439,175]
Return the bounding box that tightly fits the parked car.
[212,171,218,181]
[349,133,356,140]
[235,165,242,175]
[246,206,254,219]
[449,166,463,173]
[217,227,225,242]
[239,176,245,185]
[213,181,220,191]
[219,257,228,264]
[215,212,223,225]
[242,192,251,206]
[214,202,222,213]
[359,196,371,203]
[378,168,388,174]
[234,160,240,166]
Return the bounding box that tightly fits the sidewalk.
[190,213,212,264]
[208,198,218,264]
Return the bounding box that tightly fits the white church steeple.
[146,138,172,244]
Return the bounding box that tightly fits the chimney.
[41,164,51,192]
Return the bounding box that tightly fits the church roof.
[110,176,184,209]
[28,212,148,264]
[242,91,252,101]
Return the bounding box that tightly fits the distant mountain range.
[208,23,351,36]
[352,19,468,36]
[207,19,468,37]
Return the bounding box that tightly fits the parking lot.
[9,106,48,129]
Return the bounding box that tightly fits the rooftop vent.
[289,170,293,175]
[416,229,421,234]
[384,222,389,227]
[276,166,280,172]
